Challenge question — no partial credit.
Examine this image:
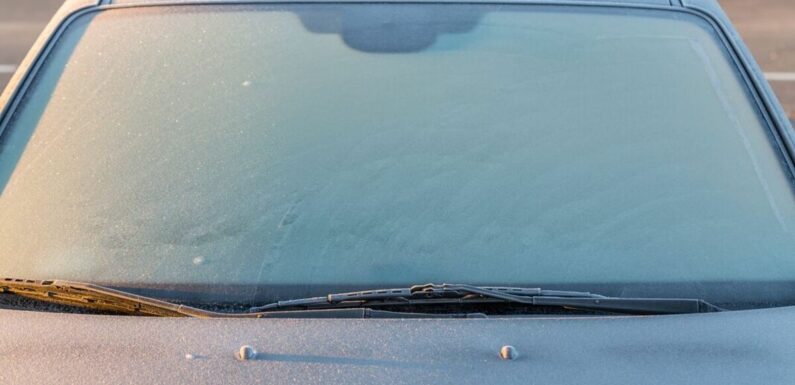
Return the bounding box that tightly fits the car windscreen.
[1,4,794,306]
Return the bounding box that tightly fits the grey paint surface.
[1,307,794,384]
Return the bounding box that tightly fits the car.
[2,0,795,383]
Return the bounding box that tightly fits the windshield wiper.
[0,278,481,318]
[1,279,724,317]
[249,283,725,315]
[0,278,226,317]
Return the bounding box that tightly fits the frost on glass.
[1,5,794,296]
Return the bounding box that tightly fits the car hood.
[1,306,794,384]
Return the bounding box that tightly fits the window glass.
[1,5,793,303]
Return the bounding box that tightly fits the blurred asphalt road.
[0,0,793,121]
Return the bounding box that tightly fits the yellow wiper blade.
[0,278,234,318]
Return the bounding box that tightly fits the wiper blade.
[249,283,725,315]
[0,278,229,318]
[250,284,604,311]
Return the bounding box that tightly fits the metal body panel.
[1,307,795,384]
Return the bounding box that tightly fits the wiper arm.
[0,278,231,318]
[249,283,724,315]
